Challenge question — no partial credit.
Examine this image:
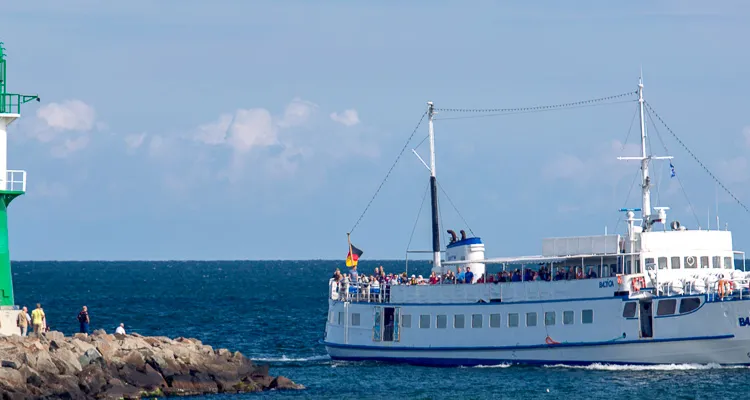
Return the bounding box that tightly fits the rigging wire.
[405,182,430,254]
[646,101,750,216]
[349,111,427,234]
[434,90,637,114]
[614,169,643,234]
[437,181,476,237]
[434,99,636,121]
[645,107,702,227]
[620,104,640,151]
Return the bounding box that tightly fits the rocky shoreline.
[0,330,304,399]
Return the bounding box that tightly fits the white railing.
[5,170,26,192]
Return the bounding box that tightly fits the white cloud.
[36,100,96,133]
[277,98,317,128]
[330,109,360,127]
[227,108,278,153]
[124,133,147,149]
[51,136,90,158]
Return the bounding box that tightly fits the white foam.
[254,354,330,362]
[543,363,748,371]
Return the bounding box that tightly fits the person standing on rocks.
[31,303,45,336]
[78,305,90,334]
[16,306,29,336]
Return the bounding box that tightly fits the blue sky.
[2,1,750,260]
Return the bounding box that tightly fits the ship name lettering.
[598,280,615,289]
[739,317,750,327]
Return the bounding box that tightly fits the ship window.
[671,256,680,269]
[712,256,721,269]
[635,260,641,273]
[454,314,465,329]
[436,314,447,329]
[658,257,667,270]
[544,311,555,326]
[725,257,733,270]
[419,315,430,329]
[684,256,697,269]
[402,314,411,328]
[338,312,344,325]
[700,256,709,268]
[645,258,655,269]
[622,302,637,318]
[657,299,677,316]
[472,314,483,328]
[329,312,334,324]
[582,309,594,324]
[490,314,501,328]
[508,313,519,328]
[679,297,701,314]
[563,311,574,325]
[351,313,360,326]
[526,312,537,327]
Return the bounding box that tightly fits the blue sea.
[11,260,749,399]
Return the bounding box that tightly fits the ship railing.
[3,170,27,192]
[659,278,750,301]
[329,279,391,303]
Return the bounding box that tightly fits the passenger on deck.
[465,267,474,284]
[523,268,533,282]
[586,267,598,279]
[350,265,359,282]
[576,268,584,280]
[429,272,439,284]
[566,267,575,280]
[457,267,466,284]
[511,269,522,282]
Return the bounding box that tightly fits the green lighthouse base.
[0,191,23,336]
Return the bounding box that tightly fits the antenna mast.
[427,102,441,272]
[618,76,672,231]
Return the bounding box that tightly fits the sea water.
[12,260,748,399]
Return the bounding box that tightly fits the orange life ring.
[631,276,645,292]
[545,336,560,345]
[617,275,623,285]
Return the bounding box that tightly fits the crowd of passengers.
[331,264,600,289]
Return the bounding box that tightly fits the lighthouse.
[0,42,39,335]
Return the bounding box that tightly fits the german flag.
[346,243,363,268]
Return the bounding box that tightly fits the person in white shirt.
[115,323,126,335]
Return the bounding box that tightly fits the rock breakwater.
[0,330,304,399]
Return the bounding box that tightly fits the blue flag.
[670,162,676,178]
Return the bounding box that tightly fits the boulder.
[118,363,166,390]
[43,330,65,342]
[51,348,83,374]
[78,347,103,367]
[78,364,108,395]
[270,376,306,390]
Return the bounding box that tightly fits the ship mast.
[618,77,672,231]
[427,102,441,272]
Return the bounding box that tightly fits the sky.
[1,0,750,261]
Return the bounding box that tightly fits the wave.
[543,363,749,371]
[254,354,331,362]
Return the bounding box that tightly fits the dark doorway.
[639,301,653,338]
[383,307,395,341]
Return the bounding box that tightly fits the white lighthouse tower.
[0,41,39,335]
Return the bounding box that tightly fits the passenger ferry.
[323,79,750,366]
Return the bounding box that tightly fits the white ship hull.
[326,335,750,366]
